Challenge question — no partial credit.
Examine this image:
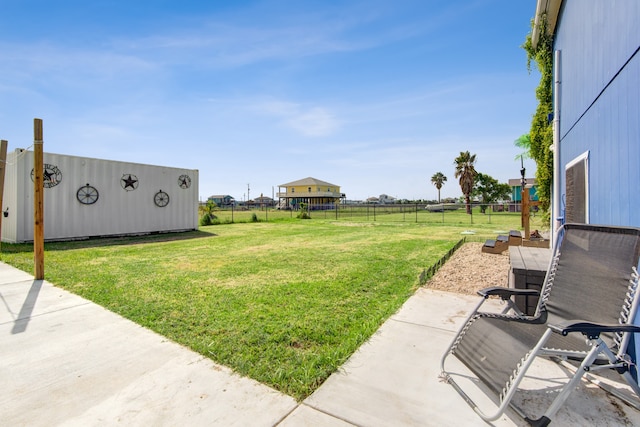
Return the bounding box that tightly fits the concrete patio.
[1,261,639,426]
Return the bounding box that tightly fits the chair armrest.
[477,286,540,301]
[549,320,640,340]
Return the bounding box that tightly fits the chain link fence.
[210,202,534,226]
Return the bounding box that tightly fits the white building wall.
[1,150,20,241]
[2,149,199,242]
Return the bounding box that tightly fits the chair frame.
[439,224,640,426]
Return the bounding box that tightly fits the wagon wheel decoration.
[77,184,99,205]
[178,174,191,189]
[154,190,170,207]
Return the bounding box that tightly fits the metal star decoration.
[121,174,139,191]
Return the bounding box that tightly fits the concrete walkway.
[1,262,639,426]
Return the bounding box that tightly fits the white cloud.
[0,42,156,83]
[107,16,365,70]
[253,99,340,137]
[283,107,339,137]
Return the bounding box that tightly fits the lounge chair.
[439,223,640,426]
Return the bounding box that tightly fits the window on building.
[565,151,589,223]
[291,188,295,193]
[308,187,311,192]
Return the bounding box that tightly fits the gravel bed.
[425,242,511,295]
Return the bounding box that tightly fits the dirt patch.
[426,242,511,295]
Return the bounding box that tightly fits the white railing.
[276,191,341,198]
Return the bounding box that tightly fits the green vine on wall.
[522,14,554,219]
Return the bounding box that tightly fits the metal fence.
[210,202,534,226]
[311,203,526,224]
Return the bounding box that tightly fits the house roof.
[508,178,537,187]
[532,0,563,48]
[279,177,339,187]
[208,195,234,199]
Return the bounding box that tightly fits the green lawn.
[0,216,531,400]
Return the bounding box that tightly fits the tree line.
[430,151,511,215]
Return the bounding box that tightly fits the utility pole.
[247,183,250,203]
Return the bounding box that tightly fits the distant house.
[508,178,538,203]
[277,177,343,210]
[251,195,275,207]
[533,1,640,231]
[208,195,235,207]
[378,194,396,204]
[366,197,379,204]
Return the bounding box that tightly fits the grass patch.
[0,217,528,400]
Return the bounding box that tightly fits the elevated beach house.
[277,177,343,210]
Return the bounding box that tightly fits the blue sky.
[1,0,539,202]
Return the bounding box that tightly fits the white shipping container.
[1,149,199,242]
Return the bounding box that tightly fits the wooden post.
[0,140,7,247]
[522,186,530,240]
[34,119,45,279]
[520,192,525,228]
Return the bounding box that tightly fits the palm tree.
[514,134,531,162]
[454,151,477,214]
[430,172,447,203]
[514,133,531,191]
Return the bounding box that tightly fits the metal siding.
[4,151,198,242]
[554,1,640,135]
[0,150,21,243]
[17,151,31,243]
[553,0,640,382]
[555,1,640,227]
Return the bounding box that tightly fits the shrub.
[199,213,218,226]
[296,203,310,219]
